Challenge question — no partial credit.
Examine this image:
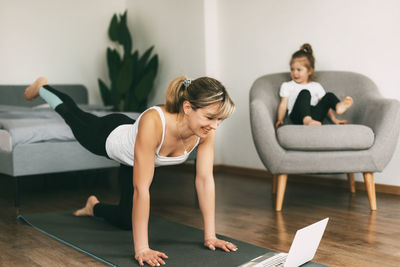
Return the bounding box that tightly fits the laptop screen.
[284,218,329,267]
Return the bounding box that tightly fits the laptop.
[239,217,329,267]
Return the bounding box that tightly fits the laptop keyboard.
[260,253,287,267]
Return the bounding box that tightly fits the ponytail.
[165,76,187,113]
[300,43,313,55]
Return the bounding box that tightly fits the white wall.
[125,0,206,107]
[0,0,126,105]
[216,0,400,185]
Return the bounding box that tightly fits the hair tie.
[183,79,192,88]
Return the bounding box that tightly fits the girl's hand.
[135,248,168,266]
[275,120,284,129]
[204,237,238,252]
[333,119,349,125]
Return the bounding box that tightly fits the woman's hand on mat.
[135,248,168,266]
[204,237,238,252]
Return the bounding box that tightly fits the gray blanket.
[0,105,139,148]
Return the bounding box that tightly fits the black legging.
[93,164,133,230]
[290,89,340,124]
[44,85,134,157]
[44,85,134,229]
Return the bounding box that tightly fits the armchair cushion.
[276,124,374,151]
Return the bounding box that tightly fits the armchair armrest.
[250,81,286,173]
[358,97,400,170]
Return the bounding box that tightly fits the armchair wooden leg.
[272,175,277,194]
[347,173,356,193]
[363,172,377,211]
[275,174,288,211]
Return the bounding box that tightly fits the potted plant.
[98,11,158,112]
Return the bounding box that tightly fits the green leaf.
[135,46,154,78]
[120,26,132,58]
[98,79,112,107]
[115,56,133,97]
[139,46,154,67]
[107,48,122,84]
[118,11,132,57]
[131,51,139,85]
[108,14,119,42]
[144,54,158,77]
[134,68,156,102]
[120,11,127,29]
[124,95,139,112]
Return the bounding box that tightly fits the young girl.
[24,76,237,266]
[275,43,353,129]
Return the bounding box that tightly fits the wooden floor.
[1,166,399,267]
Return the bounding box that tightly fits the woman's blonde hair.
[165,76,235,119]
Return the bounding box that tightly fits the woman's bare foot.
[24,77,48,101]
[336,96,353,115]
[303,116,322,126]
[73,195,100,216]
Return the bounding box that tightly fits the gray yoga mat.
[18,211,325,267]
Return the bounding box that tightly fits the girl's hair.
[290,43,316,80]
[165,76,235,119]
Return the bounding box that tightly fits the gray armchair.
[249,71,400,211]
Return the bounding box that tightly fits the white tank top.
[105,106,200,167]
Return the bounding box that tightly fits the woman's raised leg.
[24,77,134,157]
[24,77,48,101]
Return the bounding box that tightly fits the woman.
[24,76,237,266]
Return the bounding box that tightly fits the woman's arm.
[195,131,237,252]
[133,111,168,266]
[275,97,288,129]
[195,132,215,241]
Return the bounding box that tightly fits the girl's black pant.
[44,85,134,230]
[289,89,340,124]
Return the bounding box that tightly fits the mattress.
[0,129,12,152]
[0,119,75,152]
[0,105,139,152]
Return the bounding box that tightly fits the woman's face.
[290,58,313,84]
[184,102,223,138]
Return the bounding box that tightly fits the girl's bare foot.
[336,96,353,115]
[303,116,322,126]
[24,77,48,101]
[73,195,99,216]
